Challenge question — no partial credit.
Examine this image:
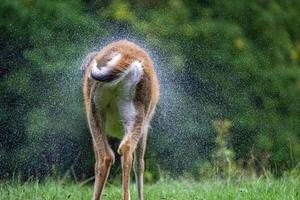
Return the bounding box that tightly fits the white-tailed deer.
[81,40,159,200]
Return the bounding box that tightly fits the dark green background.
[0,0,299,180]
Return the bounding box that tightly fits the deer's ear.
[80,51,98,75]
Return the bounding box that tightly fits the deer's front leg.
[118,103,144,200]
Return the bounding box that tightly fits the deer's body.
[81,40,159,200]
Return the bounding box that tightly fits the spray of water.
[1,23,225,179]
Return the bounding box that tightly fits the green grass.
[0,177,299,200]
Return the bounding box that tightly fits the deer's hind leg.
[86,84,115,200]
[133,125,148,200]
[91,128,114,200]
[118,103,145,200]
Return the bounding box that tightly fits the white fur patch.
[120,101,137,134]
[120,60,143,133]
[107,53,122,66]
[127,60,143,84]
[91,60,112,78]
[109,60,143,86]
[90,53,123,80]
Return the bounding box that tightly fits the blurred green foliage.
[0,0,299,180]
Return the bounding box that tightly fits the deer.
[81,40,159,200]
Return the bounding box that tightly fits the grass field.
[0,177,299,200]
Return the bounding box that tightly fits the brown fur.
[82,40,159,200]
